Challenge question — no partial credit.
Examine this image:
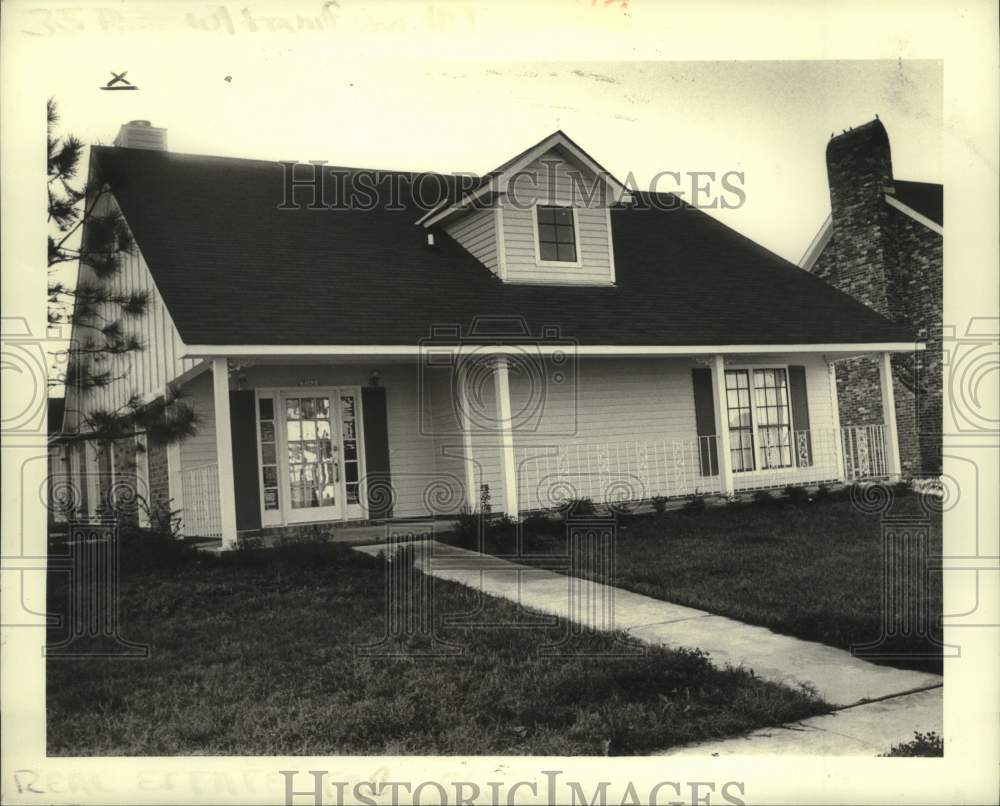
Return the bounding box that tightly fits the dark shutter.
[229,391,261,531]
[788,366,812,467]
[361,387,393,520]
[691,368,719,476]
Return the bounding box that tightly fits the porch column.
[455,362,478,511]
[710,355,735,495]
[493,356,519,517]
[879,351,903,478]
[212,357,238,549]
[827,359,847,480]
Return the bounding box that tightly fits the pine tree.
[48,98,196,447]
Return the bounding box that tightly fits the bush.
[880,731,943,757]
[814,484,832,501]
[562,498,596,520]
[893,479,914,497]
[119,527,202,573]
[452,505,483,549]
[682,493,707,512]
[650,496,669,516]
[751,489,777,506]
[783,485,810,505]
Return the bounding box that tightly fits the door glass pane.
[258,395,280,511]
[286,395,337,509]
[340,394,361,506]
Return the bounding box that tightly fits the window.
[536,205,577,262]
[724,370,755,472]
[752,369,792,469]
[724,367,793,472]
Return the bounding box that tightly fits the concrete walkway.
[354,540,942,752]
[662,687,942,756]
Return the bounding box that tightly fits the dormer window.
[535,205,579,264]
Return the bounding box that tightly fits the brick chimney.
[819,118,900,320]
[113,120,167,150]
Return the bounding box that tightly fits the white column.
[827,359,846,480]
[711,355,735,495]
[493,356,519,517]
[455,362,478,511]
[879,351,902,478]
[212,357,238,549]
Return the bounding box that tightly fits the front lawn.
[46,538,827,755]
[445,490,943,674]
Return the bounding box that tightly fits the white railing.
[730,428,841,492]
[841,424,888,480]
[514,427,870,509]
[516,436,724,510]
[180,463,222,537]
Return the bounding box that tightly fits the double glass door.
[257,388,363,525]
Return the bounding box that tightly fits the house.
[61,121,920,548]
[47,397,72,525]
[799,118,942,475]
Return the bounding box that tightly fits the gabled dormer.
[419,131,629,286]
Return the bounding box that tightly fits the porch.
[172,348,904,547]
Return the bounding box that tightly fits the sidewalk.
[354,539,943,747]
[662,687,942,756]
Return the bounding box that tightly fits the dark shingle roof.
[892,180,943,226]
[92,146,915,347]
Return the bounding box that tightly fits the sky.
[48,56,943,265]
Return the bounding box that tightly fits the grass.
[46,536,828,756]
[445,490,944,674]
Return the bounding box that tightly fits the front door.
[256,388,366,526]
[282,393,341,523]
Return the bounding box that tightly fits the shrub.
[562,497,596,520]
[650,496,669,516]
[520,512,560,535]
[783,485,810,505]
[453,505,483,549]
[814,484,832,501]
[119,527,201,573]
[237,534,265,551]
[880,731,943,757]
[682,493,707,512]
[751,489,777,506]
[893,479,914,497]
[138,496,183,540]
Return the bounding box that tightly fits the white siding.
[444,208,498,275]
[172,353,845,523]
[65,193,198,427]
[501,152,614,285]
[453,354,842,511]
[177,372,218,470]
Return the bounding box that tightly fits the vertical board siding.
[67,193,197,427]
[444,208,498,275]
[502,152,613,285]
